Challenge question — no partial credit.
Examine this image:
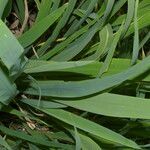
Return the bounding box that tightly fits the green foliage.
[0,0,150,149]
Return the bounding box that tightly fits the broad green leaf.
[21,98,67,109]
[0,20,20,106]
[74,128,82,150]
[24,56,150,98]
[1,106,50,127]
[83,42,101,58]
[51,0,115,61]
[28,143,40,150]
[79,134,101,150]
[14,0,25,24]
[65,0,98,37]
[22,104,140,149]
[24,61,93,73]
[139,0,150,9]
[112,6,150,37]
[56,93,150,119]
[1,1,149,149]
[0,0,8,18]
[102,0,115,22]
[18,4,68,48]
[41,1,115,61]
[125,11,150,37]
[50,0,60,13]
[131,0,139,65]
[121,0,135,38]
[0,135,12,150]
[61,59,150,82]
[46,131,74,143]
[37,0,77,56]
[62,59,130,77]
[112,3,150,27]
[0,125,73,149]
[2,0,12,20]
[139,31,150,50]
[110,0,127,17]
[98,22,124,77]
[0,68,17,105]
[51,20,103,61]
[1,106,26,118]
[35,0,52,23]
[0,19,27,77]
[0,103,2,109]
[83,24,113,60]
[73,9,99,21]
[41,20,93,60]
